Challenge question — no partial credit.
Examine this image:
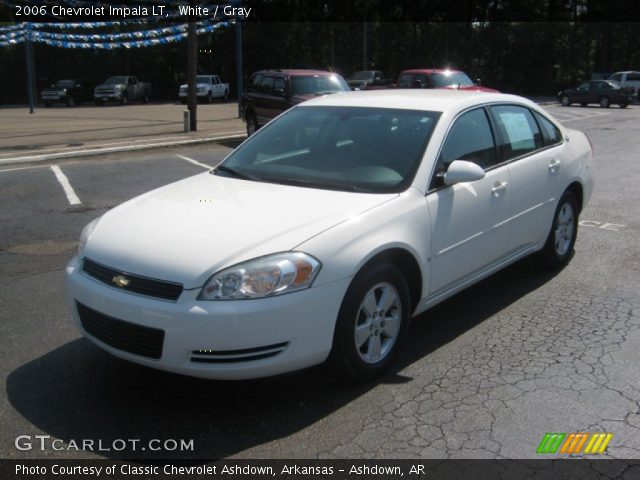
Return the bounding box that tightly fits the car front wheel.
[561,95,571,106]
[537,190,579,269]
[599,96,610,108]
[329,262,410,382]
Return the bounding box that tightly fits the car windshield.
[54,80,75,87]
[431,72,474,87]
[196,76,212,83]
[351,71,375,81]
[105,76,127,85]
[290,75,350,96]
[216,106,440,193]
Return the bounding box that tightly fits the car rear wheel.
[537,190,579,269]
[246,113,258,136]
[599,96,610,108]
[580,103,588,107]
[329,262,410,382]
[619,103,628,109]
[561,95,571,106]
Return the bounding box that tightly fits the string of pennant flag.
[0,21,230,48]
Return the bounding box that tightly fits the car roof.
[299,89,535,113]
[400,69,463,75]
[611,71,640,74]
[255,69,338,77]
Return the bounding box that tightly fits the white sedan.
[65,90,594,381]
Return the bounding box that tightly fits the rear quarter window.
[534,112,563,147]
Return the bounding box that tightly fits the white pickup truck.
[179,75,229,103]
[608,71,640,101]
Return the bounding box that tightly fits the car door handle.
[548,159,562,171]
[491,181,508,196]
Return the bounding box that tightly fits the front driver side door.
[426,107,512,296]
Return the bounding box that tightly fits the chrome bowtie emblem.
[112,275,130,288]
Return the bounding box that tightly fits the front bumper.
[65,256,349,380]
[94,92,122,100]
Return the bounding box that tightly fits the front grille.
[190,342,289,364]
[76,301,164,359]
[82,258,183,301]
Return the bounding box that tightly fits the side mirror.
[444,160,486,185]
[413,79,425,88]
[476,78,482,85]
[274,87,285,97]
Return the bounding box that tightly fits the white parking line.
[0,164,48,174]
[175,154,212,170]
[50,165,82,205]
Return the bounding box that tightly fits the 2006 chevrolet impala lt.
[65,90,594,381]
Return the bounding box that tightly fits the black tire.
[536,190,580,269]
[65,95,75,107]
[120,94,129,105]
[223,90,229,102]
[599,96,610,108]
[206,92,212,104]
[328,262,410,382]
[619,103,628,109]
[246,112,258,136]
[561,95,571,106]
[580,103,588,107]
[142,91,150,103]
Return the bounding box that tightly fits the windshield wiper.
[265,177,371,193]
[213,164,259,181]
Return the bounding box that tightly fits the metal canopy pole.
[25,26,35,114]
[187,0,198,131]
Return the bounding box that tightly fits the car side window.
[534,112,563,147]
[627,73,640,81]
[490,105,543,161]
[414,74,428,88]
[577,82,589,91]
[398,74,413,88]
[430,108,496,190]
[610,74,623,82]
[260,76,275,95]
[274,77,285,93]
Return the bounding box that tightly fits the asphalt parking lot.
[1,103,639,460]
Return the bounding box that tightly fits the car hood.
[96,84,122,89]
[83,172,398,288]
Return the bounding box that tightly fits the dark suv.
[241,69,350,135]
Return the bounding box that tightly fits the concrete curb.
[0,131,247,166]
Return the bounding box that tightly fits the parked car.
[94,76,151,105]
[558,80,634,108]
[66,89,593,382]
[347,70,391,90]
[396,68,498,92]
[608,71,640,100]
[240,69,350,135]
[41,79,91,107]
[179,74,229,103]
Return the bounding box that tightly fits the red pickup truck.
[396,68,498,92]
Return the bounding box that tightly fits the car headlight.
[199,252,321,300]
[78,217,101,257]
[114,85,123,92]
